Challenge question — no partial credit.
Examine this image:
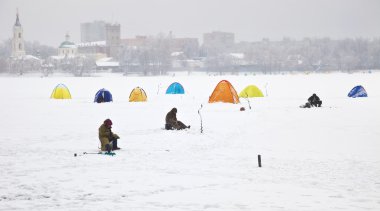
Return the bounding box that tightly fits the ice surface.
[0,72,379,210]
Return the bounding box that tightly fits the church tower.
[12,10,26,58]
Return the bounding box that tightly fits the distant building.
[80,21,106,42]
[12,10,25,58]
[105,23,121,58]
[121,35,201,71]
[203,31,235,48]
[121,36,148,49]
[58,33,77,58]
[171,38,199,58]
[9,10,42,74]
[80,21,121,58]
[95,57,120,71]
[121,36,199,58]
[77,41,107,59]
[202,31,235,56]
[228,53,247,66]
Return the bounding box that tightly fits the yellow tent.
[129,87,147,102]
[50,84,72,99]
[209,80,240,104]
[239,85,264,98]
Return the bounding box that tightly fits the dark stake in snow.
[198,104,203,133]
[258,154,262,167]
[157,83,161,95]
[244,92,251,109]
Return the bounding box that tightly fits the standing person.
[308,93,322,107]
[165,108,190,130]
[99,119,120,152]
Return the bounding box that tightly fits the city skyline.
[1,0,380,47]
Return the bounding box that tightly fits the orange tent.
[209,80,240,104]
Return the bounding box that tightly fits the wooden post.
[258,154,262,167]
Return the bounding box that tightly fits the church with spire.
[12,10,26,58]
[9,9,42,75]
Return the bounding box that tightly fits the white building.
[58,33,77,58]
[11,10,26,58]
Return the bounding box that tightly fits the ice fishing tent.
[166,82,185,94]
[129,87,147,102]
[94,88,113,103]
[348,85,368,98]
[239,85,264,98]
[209,80,240,104]
[50,84,72,99]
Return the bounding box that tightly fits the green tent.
[239,85,264,98]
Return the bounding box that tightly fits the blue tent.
[166,82,185,94]
[348,85,368,98]
[94,88,113,103]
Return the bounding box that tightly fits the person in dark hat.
[98,119,120,152]
[165,108,190,130]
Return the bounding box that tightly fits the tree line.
[234,37,380,73]
[1,36,380,75]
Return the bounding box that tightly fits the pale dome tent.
[348,85,368,98]
[129,87,147,102]
[94,88,113,103]
[239,85,264,98]
[166,82,185,94]
[209,80,240,104]
[50,84,72,99]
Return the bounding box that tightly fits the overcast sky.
[1,0,380,47]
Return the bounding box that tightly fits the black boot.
[112,140,121,150]
[105,144,111,153]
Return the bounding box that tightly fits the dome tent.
[166,82,185,94]
[209,80,240,104]
[239,85,264,98]
[348,85,368,98]
[94,88,113,103]
[129,87,147,102]
[50,84,72,99]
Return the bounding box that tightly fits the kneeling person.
[165,108,190,130]
[308,93,322,107]
[99,119,120,152]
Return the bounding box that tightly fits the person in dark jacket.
[99,119,120,152]
[165,108,190,130]
[308,93,322,107]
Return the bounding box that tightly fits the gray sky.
[1,0,380,47]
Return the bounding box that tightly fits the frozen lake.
[0,72,379,210]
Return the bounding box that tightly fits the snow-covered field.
[0,72,379,211]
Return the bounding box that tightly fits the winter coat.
[165,108,178,126]
[308,94,321,104]
[165,108,188,130]
[98,123,120,151]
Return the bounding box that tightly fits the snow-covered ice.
[0,72,379,210]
